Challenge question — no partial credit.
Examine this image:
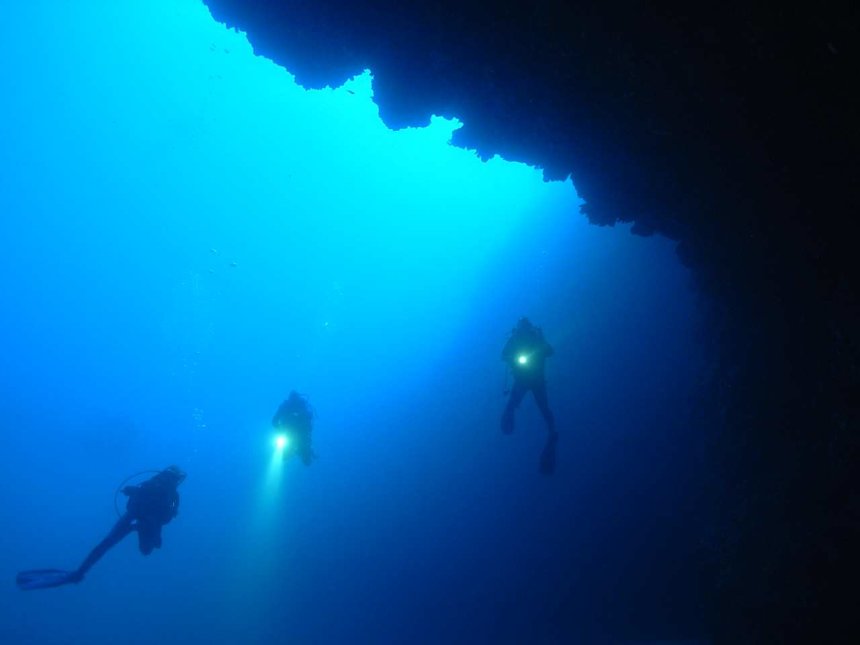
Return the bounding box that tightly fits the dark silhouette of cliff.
[203,1,859,641]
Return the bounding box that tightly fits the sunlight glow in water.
[0,0,703,641]
[0,0,584,423]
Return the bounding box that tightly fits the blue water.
[0,1,704,642]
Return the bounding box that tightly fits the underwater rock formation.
[204,1,858,640]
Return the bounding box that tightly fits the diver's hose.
[113,470,161,517]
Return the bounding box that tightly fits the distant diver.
[501,317,558,474]
[272,390,316,465]
[16,466,186,590]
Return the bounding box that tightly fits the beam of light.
[263,432,287,499]
[242,430,288,574]
[228,427,291,631]
[517,354,528,365]
[245,431,289,541]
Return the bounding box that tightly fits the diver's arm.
[272,402,290,427]
[536,329,554,357]
[501,337,515,362]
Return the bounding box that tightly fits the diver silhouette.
[16,466,186,590]
[501,317,558,474]
[272,390,316,465]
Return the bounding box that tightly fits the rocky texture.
[204,1,858,640]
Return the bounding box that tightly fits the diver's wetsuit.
[16,467,184,590]
[272,392,315,465]
[72,470,181,581]
[501,324,556,435]
[501,322,558,474]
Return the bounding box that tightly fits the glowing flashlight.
[517,354,528,365]
[274,434,289,450]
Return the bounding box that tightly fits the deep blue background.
[0,1,704,642]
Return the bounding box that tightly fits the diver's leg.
[532,380,558,474]
[501,382,527,434]
[72,514,135,581]
[531,379,556,435]
[136,522,162,555]
[299,443,315,466]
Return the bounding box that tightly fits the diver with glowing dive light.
[501,317,558,474]
[272,390,316,465]
[16,466,186,590]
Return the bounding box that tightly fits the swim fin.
[539,432,558,476]
[16,569,77,590]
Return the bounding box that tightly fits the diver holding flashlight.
[272,390,316,465]
[501,317,558,474]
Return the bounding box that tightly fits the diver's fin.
[539,432,558,476]
[16,569,76,590]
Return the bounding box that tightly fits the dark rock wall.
[203,0,858,640]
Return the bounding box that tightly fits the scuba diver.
[501,317,559,474]
[16,466,186,590]
[272,390,316,465]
